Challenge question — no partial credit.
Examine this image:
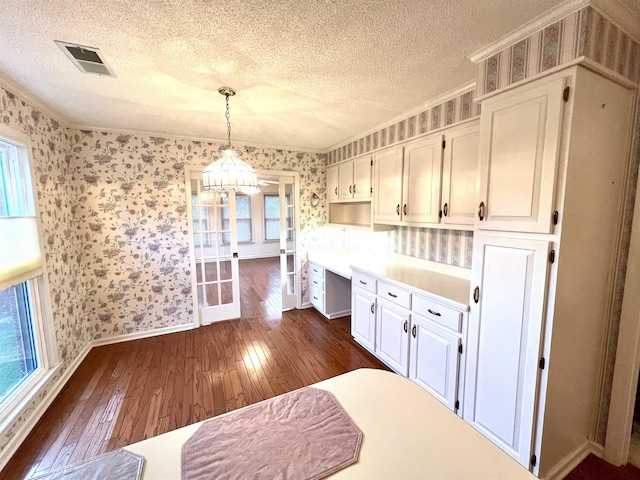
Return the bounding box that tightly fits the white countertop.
[308,251,471,311]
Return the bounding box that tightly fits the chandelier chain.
[225,94,232,148]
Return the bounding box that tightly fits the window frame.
[0,125,58,428]
[221,193,253,244]
[263,193,292,242]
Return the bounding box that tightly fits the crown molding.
[0,72,73,127]
[469,0,591,63]
[325,80,476,153]
[67,122,325,155]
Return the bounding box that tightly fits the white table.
[125,369,536,479]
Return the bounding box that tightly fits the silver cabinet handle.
[427,308,441,317]
[478,201,485,221]
[403,204,407,215]
[396,204,400,215]
[359,280,367,285]
[370,303,374,314]
[412,325,416,338]
[403,320,408,333]
[349,185,352,194]
[388,292,398,298]
[334,187,338,195]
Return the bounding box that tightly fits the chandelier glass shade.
[202,87,259,194]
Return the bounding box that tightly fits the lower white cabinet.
[463,235,550,469]
[375,298,410,376]
[409,313,461,411]
[351,286,376,351]
[351,267,469,413]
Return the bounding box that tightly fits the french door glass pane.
[0,282,37,401]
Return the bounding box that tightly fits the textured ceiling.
[0,0,574,151]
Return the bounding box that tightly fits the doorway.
[186,167,300,326]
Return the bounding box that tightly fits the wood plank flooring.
[3,256,640,479]
[1,257,388,479]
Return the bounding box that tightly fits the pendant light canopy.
[203,87,259,194]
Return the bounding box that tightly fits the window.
[0,131,54,421]
[264,194,291,241]
[222,194,252,243]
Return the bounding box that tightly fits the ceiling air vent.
[54,40,116,77]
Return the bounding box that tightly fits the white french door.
[187,170,240,324]
[279,175,297,311]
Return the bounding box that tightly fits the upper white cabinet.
[402,135,443,224]
[328,155,372,202]
[441,121,480,227]
[372,146,404,222]
[476,77,565,233]
[373,135,443,226]
[327,164,339,202]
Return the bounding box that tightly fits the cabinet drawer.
[412,295,462,333]
[310,286,324,310]
[309,263,324,280]
[352,271,376,294]
[378,281,411,309]
[309,275,323,290]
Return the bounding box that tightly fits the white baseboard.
[91,322,195,347]
[543,440,601,480]
[0,341,92,472]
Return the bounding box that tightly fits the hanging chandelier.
[203,87,259,194]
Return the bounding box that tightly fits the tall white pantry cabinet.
[464,65,635,476]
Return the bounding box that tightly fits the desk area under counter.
[308,251,471,413]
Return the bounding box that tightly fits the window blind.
[0,216,42,290]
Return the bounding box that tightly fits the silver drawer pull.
[313,296,318,300]
[313,269,318,273]
[359,280,367,285]
[388,292,398,298]
[427,308,441,317]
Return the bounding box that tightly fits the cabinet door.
[373,146,404,223]
[464,235,550,469]
[441,121,479,227]
[351,287,376,352]
[477,76,565,233]
[352,155,372,199]
[338,161,354,200]
[326,165,340,203]
[409,314,460,411]
[402,134,443,225]
[376,298,410,376]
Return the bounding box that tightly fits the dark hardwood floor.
[2,256,640,479]
[1,257,388,479]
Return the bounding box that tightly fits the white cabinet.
[376,298,410,376]
[409,313,460,411]
[351,271,377,351]
[328,155,372,202]
[338,155,372,200]
[373,146,404,222]
[350,266,469,414]
[466,66,635,476]
[402,135,443,224]
[464,235,550,469]
[326,165,339,202]
[373,135,443,226]
[476,77,565,234]
[441,121,480,228]
[308,262,351,319]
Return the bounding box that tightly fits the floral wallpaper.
[0,84,327,460]
[0,87,87,457]
[69,131,327,339]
